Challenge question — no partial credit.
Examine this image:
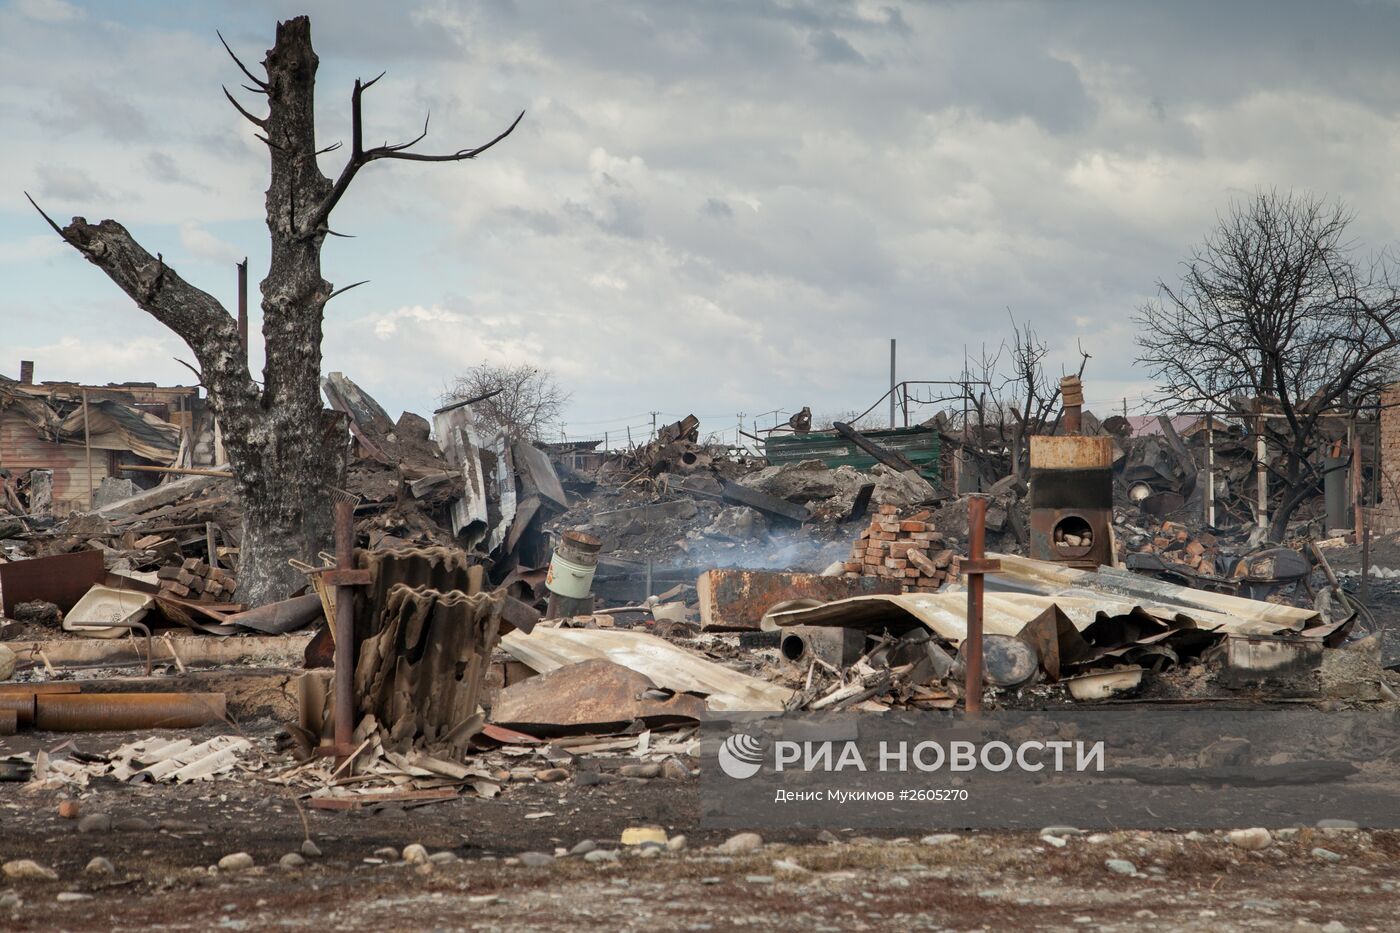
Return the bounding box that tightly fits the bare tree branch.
[217,30,268,91]
[222,86,267,127]
[300,72,524,237]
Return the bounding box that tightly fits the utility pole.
[889,338,897,429]
[649,411,660,440]
[736,412,746,448]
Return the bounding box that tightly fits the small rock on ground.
[279,853,306,869]
[921,834,960,846]
[300,840,322,858]
[1105,859,1136,876]
[583,849,618,863]
[1312,847,1343,862]
[717,832,763,855]
[518,851,555,867]
[666,835,687,852]
[83,857,113,876]
[77,814,112,834]
[2,860,57,881]
[217,853,254,872]
[569,840,597,856]
[1228,828,1272,851]
[401,844,430,865]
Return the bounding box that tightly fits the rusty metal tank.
[1028,434,1114,568]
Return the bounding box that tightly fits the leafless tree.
[443,364,569,443]
[1136,190,1400,539]
[29,17,522,604]
[958,315,1089,482]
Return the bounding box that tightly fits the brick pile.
[1134,519,1219,574]
[841,504,959,592]
[156,557,238,602]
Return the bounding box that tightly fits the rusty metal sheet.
[490,658,706,736]
[0,550,105,615]
[696,568,901,631]
[224,593,324,634]
[1028,435,1114,469]
[500,627,793,712]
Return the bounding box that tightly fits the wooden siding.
[0,410,110,513]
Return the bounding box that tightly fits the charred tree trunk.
[32,16,521,606]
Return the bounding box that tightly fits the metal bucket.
[545,531,603,599]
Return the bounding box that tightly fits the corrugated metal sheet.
[501,626,794,712]
[764,426,940,476]
[769,552,1317,645]
[0,410,109,512]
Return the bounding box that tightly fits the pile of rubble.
[841,505,959,591]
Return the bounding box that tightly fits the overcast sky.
[5,0,1400,445]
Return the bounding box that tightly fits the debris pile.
[840,504,959,592]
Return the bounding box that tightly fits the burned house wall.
[1370,382,1400,532]
[0,408,111,513]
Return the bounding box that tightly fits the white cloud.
[8,1,1400,431]
[15,0,82,23]
[178,222,242,265]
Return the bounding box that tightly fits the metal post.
[81,388,93,510]
[889,339,896,429]
[236,258,249,362]
[1205,416,1215,526]
[1352,426,1364,542]
[961,496,1001,716]
[332,497,356,757]
[1255,428,1268,532]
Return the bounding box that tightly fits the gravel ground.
[0,725,1396,932]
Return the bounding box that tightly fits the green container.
[763,426,941,480]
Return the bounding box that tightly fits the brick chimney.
[18,360,33,384]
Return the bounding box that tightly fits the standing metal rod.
[888,339,897,429]
[82,388,94,510]
[332,497,356,758]
[961,496,1000,715]
[237,258,249,362]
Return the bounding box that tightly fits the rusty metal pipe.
[0,709,16,736]
[0,694,36,726]
[965,496,987,715]
[0,683,82,695]
[34,693,226,731]
[332,497,356,757]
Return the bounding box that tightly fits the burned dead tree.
[29,16,521,606]
[1135,190,1400,540]
[959,315,1090,483]
[443,363,570,443]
